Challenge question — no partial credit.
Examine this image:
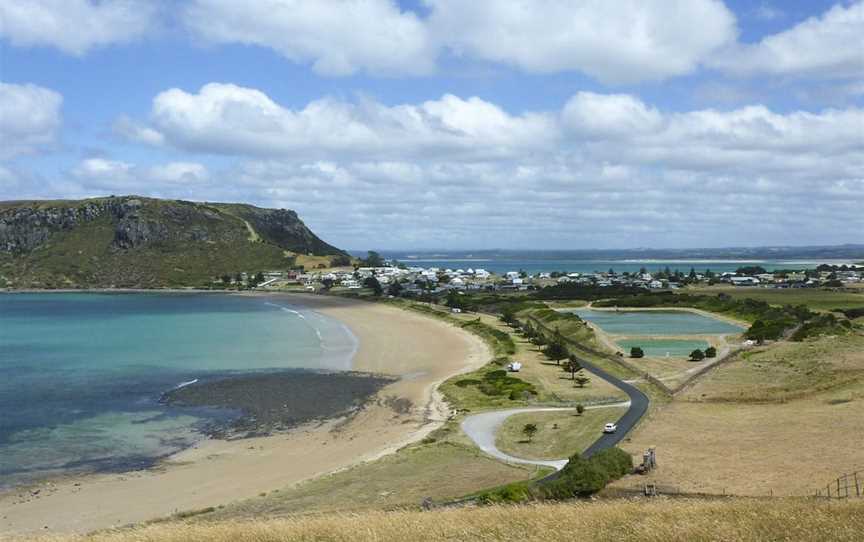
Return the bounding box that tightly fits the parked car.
[603,423,617,434]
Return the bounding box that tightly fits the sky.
[0,0,862,251]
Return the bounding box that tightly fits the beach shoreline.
[0,293,491,535]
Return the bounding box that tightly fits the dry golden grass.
[16,499,864,542]
[610,332,864,496]
[682,333,864,403]
[192,441,540,521]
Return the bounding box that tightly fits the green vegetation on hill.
[0,196,346,288]
[478,447,634,503]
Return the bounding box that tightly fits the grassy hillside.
[0,196,345,288]
[22,499,864,541]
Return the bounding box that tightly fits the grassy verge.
[184,441,540,522]
[496,407,628,461]
[686,285,864,312]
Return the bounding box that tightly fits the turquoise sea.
[0,293,356,489]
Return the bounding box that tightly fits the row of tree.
[504,317,592,388]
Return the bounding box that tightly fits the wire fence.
[815,470,863,499]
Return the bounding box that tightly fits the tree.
[689,349,705,361]
[544,339,569,365]
[532,334,548,350]
[500,307,517,326]
[445,290,464,309]
[630,346,644,359]
[362,251,384,268]
[220,274,231,286]
[574,375,591,388]
[364,276,383,296]
[387,280,403,297]
[522,423,538,442]
[576,404,585,416]
[705,346,717,358]
[332,254,352,267]
[563,354,582,380]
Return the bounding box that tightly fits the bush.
[477,481,533,504]
[630,346,644,358]
[540,447,633,500]
[690,349,705,361]
[590,448,634,479]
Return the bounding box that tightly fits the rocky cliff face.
[0,196,345,288]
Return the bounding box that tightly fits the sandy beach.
[0,294,490,536]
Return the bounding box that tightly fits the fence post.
[837,477,842,499]
[855,472,860,497]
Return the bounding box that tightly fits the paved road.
[461,403,630,471]
[460,357,650,472]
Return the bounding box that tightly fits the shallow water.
[0,293,357,488]
[615,338,711,358]
[571,309,743,335]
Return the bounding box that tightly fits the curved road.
[461,357,649,471]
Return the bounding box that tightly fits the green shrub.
[540,448,633,500]
[477,481,534,504]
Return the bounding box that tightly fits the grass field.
[437,311,627,407]
[682,332,864,403]
[26,499,864,542]
[610,330,864,497]
[496,407,628,461]
[186,441,540,522]
[687,285,864,311]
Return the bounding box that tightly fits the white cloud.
[714,1,864,79]
[179,0,737,82]
[562,92,663,137]
[30,86,863,248]
[183,0,434,76]
[0,0,158,55]
[70,158,209,191]
[0,82,63,159]
[113,116,165,146]
[143,83,557,159]
[428,0,737,83]
[148,162,209,183]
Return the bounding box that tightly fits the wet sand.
[0,294,491,535]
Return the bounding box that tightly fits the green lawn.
[687,286,864,312]
[496,407,628,461]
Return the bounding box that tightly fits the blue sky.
[1,1,862,250]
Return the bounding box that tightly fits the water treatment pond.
[615,338,711,357]
[570,309,744,336]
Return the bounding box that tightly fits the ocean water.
[0,293,357,489]
[615,339,711,358]
[571,309,744,336]
[384,255,832,276]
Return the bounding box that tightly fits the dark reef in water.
[161,371,394,438]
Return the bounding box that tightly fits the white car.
[603,423,618,434]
